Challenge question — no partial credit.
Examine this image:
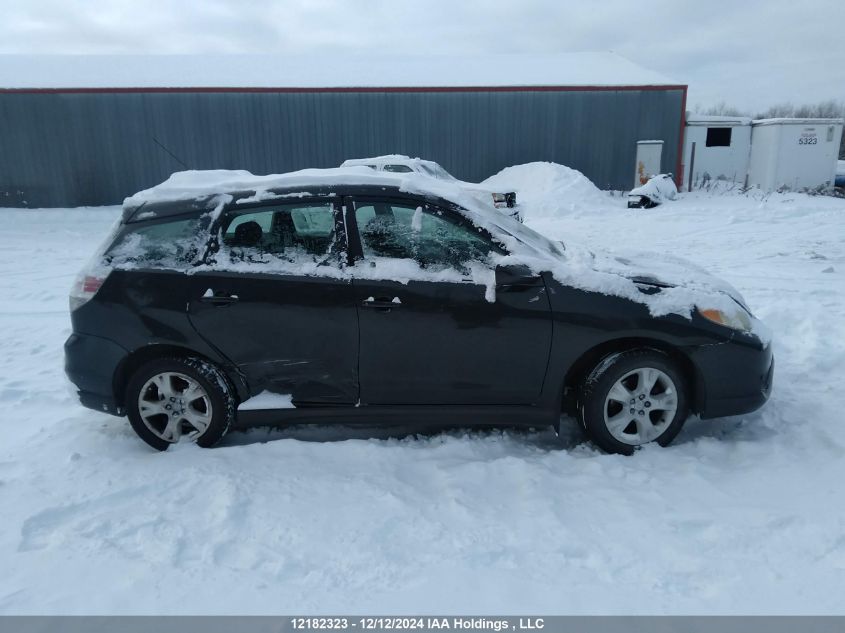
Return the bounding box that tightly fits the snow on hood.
[572,242,746,305]
[507,238,752,320]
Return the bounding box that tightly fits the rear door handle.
[362,296,401,311]
[200,289,239,305]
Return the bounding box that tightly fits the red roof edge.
[0,84,688,95]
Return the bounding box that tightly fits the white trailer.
[747,118,844,192]
[683,114,752,191]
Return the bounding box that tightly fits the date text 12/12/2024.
[290,617,545,631]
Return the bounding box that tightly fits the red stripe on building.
[0,84,687,95]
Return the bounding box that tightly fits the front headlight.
[698,306,753,332]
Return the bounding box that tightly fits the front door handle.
[362,296,401,311]
[200,289,239,305]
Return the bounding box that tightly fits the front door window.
[354,201,500,275]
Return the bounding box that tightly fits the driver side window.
[354,201,500,273]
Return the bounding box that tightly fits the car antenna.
[151,136,189,170]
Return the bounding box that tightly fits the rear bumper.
[64,332,128,417]
[693,335,774,419]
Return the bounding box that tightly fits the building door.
[635,140,664,186]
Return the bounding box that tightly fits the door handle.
[200,289,239,305]
[362,296,401,311]
[496,277,545,292]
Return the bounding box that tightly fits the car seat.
[230,221,263,247]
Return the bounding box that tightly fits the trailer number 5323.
[799,136,818,145]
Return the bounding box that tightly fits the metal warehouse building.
[0,53,687,208]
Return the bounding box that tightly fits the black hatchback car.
[65,169,773,454]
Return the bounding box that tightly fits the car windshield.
[415,162,456,181]
[431,163,458,181]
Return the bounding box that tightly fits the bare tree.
[756,102,795,118]
[698,101,750,117]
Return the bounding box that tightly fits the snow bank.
[482,162,610,219]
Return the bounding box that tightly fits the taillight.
[82,276,103,293]
[69,272,108,311]
[70,218,121,312]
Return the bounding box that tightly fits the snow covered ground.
[1,168,845,614]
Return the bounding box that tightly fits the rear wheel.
[578,349,688,455]
[126,357,235,451]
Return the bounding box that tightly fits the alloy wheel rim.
[603,367,678,445]
[137,372,213,443]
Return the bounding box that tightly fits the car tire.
[125,356,235,451]
[578,349,688,455]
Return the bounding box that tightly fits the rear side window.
[217,202,341,270]
[105,214,210,269]
[383,164,414,173]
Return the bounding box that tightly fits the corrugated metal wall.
[0,88,684,208]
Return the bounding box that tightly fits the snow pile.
[482,162,610,219]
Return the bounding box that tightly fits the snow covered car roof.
[124,166,522,223]
[0,52,678,90]
[123,167,551,258]
[123,167,481,218]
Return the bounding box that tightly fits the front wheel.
[578,349,689,455]
[125,357,235,451]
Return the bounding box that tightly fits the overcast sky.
[1,0,843,114]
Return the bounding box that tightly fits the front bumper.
[692,334,774,419]
[64,332,128,416]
